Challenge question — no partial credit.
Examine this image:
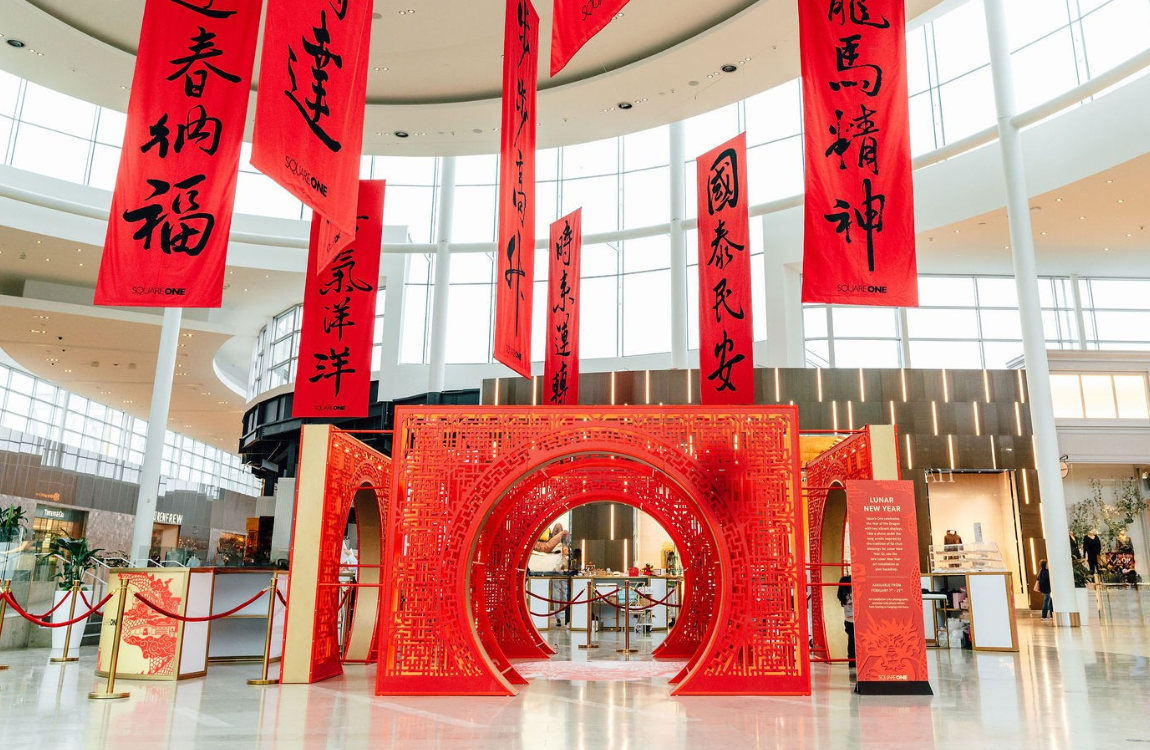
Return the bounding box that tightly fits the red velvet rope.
[276,588,288,606]
[2,590,113,628]
[635,589,682,608]
[78,590,106,617]
[527,591,590,618]
[525,586,620,605]
[12,591,73,620]
[133,586,269,623]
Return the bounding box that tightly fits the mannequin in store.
[1083,530,1103,575]
[837,575,855,670]
[1112,532,1137,585]
[1069,532,1080,560]
[943,530,963,546]
[1115,532,1134,553]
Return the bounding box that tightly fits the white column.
[427,156,457,393]
[984,0,1078,626]
[375,252,408,402]
[898,307,913,368]
[130,306,182,565]
[763,221,805,367]
[669,120,689,369]
[1069,273,1089,350]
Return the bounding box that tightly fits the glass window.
[977,277,1019,307]
[622,236,670,274]
[451,185,497,242]
[906,308,980,339]
[95,108,127,146]
[374,155,437,185]
[1081,374,1116,418]
[1012,28,1081,113]
[1050,374,1084,418]
[932,1,991,82]
[746,137,804,205]
[831,307,897,338]
[11,124,90,183]
[386,186,436,243]
[684,103,741,158]
[445,285,492,363]
[833,340,902,368]
[623,270,671,356]
[919,276,977,307]
[562,175,619,234]
[938,67,996,143]
[581,276,618,359]
[623,126,669,171]
[19,82,97,138]
[744,80,802,147]
[454,153,497,185]
[623,168,670,228]
[1081,0,1150,78]
[909,340,983,368]
[563,137,618,179]
[0,69,20,118]
[1005,0,1072,49]
[1113,374,1150,419]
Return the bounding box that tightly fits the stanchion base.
[615,649,638,654]
[0,665,9,670]
[577,644,600,649]
[49,657,79,663]
[88,692,130,700]
[247,679,280,686]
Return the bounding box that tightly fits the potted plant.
[0,505,28,580]
[48,534,104,654]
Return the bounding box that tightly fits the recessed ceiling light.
[395,130,409,138]
[1117,199,1124,203]
[614,12,624,19]
[1055,197,1062,202]
[372,11,383,19]
[1127,233,1133,237]
[1079,216,1086,220]
[6,39,26,48]
[721,64,738,73]
[1040,231,1047,235]
[1106,179,1113,184]
[1104,247,1110,252]
[617,101,633,110]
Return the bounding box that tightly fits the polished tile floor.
[1,604,1148,749]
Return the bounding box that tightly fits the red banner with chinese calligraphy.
[845,479,932,695]
[94,0,260,308]
[799,0,917,307]
[494,0,538,380]
[293,180,385,419]
[696,133,753,405]
[550,0,630,76]
[252,0,372,243]
[544,209,581,406]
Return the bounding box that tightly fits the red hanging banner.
[494,0,539,380]
[251,0,372,243]
[845,479,932,695]
[799,0,918,307]
[550,0,631,76]
[94,0,260,308]
[293,180,385,419]
[544,209,581,406]
[696,133,754,405]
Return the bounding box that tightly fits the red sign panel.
[494,0,538,380]
[696,133,754,405]
[293,180,385,419]
[799,0,918,307]
[252,0,373,240]
[550,0,631,76]
[845,479,932,695]
[95,0,260,308]
[544,209,581,405]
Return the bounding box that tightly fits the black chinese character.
[322,296,354,340]
[168,0,236,18]
[828,0,890,28]
[504,233,526,333]
[825,105,880,174]
[320,248,373,295]
[142,106,223,159]
[329,0,349,21]
[552,269,573,314]
[550,359,569,404]
[309,346,355,396]
[712,278,745,324]
[122,174,215,256]
[168,27,241,98]
[830,34,883,97]
[707,331,745,393]
[708,220,745,269]
[707,148,740,216]
[555,219,573,264]
[517,0,533,65]
[553,315,572,357]
[286,10,343,152]
[823,178,886,272]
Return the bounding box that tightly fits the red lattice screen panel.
[376,406,807,696]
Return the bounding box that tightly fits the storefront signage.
[154,512,184,525]
[36,506,87,523]
[798,0,918,307]
[293,180,385,418]
[252,0,373,255]
[550,0,630,75]
[41,508,66,520]
[95,0,261,308]
[544,209,582,406]
[845,479,931,694]
[695,132,754,405]
[494,0,539,380]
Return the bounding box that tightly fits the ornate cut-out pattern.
[375,407,807,696]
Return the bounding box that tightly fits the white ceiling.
[0,0,946,154]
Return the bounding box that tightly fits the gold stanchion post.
[577,581,599,649]
[0,579,11,672]
[89,578,130,700]
[616,580,636,655]
[50,580,82,664]
[248,574,280,686]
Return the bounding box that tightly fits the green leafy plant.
[1071,478,1149,549]
[51,534,104,591]
[1072,557,1090,589]
[0,505,27,543]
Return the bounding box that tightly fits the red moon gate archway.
[375,406,808,696]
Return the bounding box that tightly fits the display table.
[923,572,1018,651]
[96,567,286,681]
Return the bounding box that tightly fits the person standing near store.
[837,575,855,669]
[1036,559,1053,619]
[1083,530,1103,575]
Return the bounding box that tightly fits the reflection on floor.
[1,597,1149,749]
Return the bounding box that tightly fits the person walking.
[1036,559,1053,620]
[837,574,855,668]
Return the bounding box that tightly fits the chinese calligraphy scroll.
[696,133,754,405]
[95,0,260,308]
[293,180,385,418]
[799,0,917,307]
[544,209,581,406]
[252,0,372,243]
[494,0,538,379]
[550,0,631,76]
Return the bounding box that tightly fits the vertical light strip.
[973,402,981,436]
[581,538,586,562]
[990,437,998,470]
[610,371,617,405]
[610,504,615,540]
[832,401,839,431]
[1014,402,1023,436]
[1020,470,1030,505]
[931,401,939,436]
[1028,538,1038,576]
[494,378,500,406]
[623,538,629,570]
[947,434,955,469]
[847,401,854,430]
[900,368,908,402]
[645,370,651,404]
[982,369,991,403]
[858,368,866,402]
[774,368,781,402]
[942,369,950,403]
[889,400,897,425]
[1017,369,1026,403]
[905,434,913,470]
[532,376,539,406]
[1032,435,1038,469]
[817,368,824,402]
[687,369,693,404]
